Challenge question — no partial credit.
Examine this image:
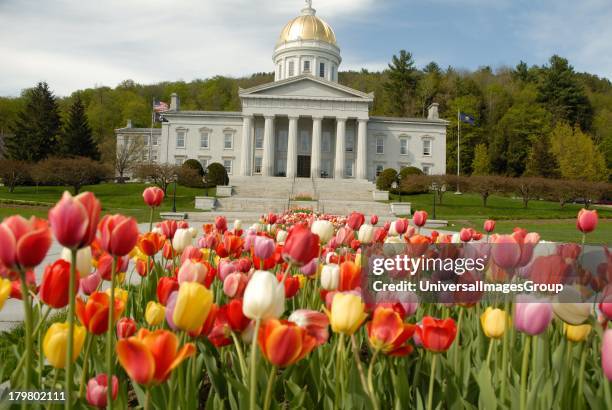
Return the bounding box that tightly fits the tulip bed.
[0,187,611,410]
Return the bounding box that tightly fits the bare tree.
[34,157,111,194]
[134,163,180,194]
[115,134,145,182]
[0,159,30,193]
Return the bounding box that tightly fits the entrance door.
[297,155,311,178]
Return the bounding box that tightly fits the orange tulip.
[137,232,166,257]
[367,307,416,356]
[338,260,361,291]
[258,319,317,367]
[76,292,125,335]
[116,329,195,385]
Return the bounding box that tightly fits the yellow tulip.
[43,322,86,369]
[328,293,367,335]
[480,307,507,339]
[105,287,128,305]
[145,301,166,326]
[172,282,213,332]
[564,323,591,342]
[0,278,11,310]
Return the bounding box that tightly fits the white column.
[334,117,346,179]
[239,115,253,176]
[311,117,322,178]
[356,118,368,180]
[286,116,299,178]
[262,115,275,176]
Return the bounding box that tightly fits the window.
[346,133,354,152]
[255,127,264,149]
[322,131,331,152]
[303,60,311,73]
[300,130,309,152]
[376,137,384,154]
[277,130,288,152]
[142,151,149,161]
[223,159,233,175]
[152,135,159,146]
[175,156,185,166]
[331,65,336,80]
[176,130,185,148]
[199,158,209,169]
[422,165,431,175]
[400,138,408,155]
[423,139,432,156]
[288,61,295,77]
[224,132,233,149]
[319,62,325,78]
[344,160,353,178]
[199,132,209,149]
[376,164,384,176]
[151,151,158,162]
[276,158,286,176]
[254,157,263,174]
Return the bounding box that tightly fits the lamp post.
[431,182,437,220]
[391,181,401,202]
[172,175,178,213]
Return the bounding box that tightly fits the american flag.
[153,99,169,112]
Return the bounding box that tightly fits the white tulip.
[233,219,242,231]
[250,223,262,232]
[276,229,288,244]
[311,220,334,244]
[172,228,193,252]
[325,252,338,264]
[242,270,285,320]
[188,227,198,238]
[61,246,92,277]
[320,263,340,290]
[357,224,374,244]
[389,221,399,236]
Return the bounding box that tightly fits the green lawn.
[390,192,611,243]
[0,183,213,222]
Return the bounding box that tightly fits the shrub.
[399,166,424,180]
[504,176,547,208]
[0,159,30,193]
[206,162,229,187]
[183,159,204,177]
[177,166,204,188]
[33,157,110,194]
[376,168,398,190]
[464,175,507,207]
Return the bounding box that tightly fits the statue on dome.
[305,0,312,8]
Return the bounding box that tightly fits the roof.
[369,116,450,125]
[114,127,162,133]
[160,111,243,118]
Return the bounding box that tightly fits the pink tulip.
[253,236,275,260]
[86,374,118,408]
[0,216,52,270]
[491,230,540,270]
[300,258,318,277]
[346,212,365,230]
[514,295,553,335]
[48,191,101,249]
[576,209,598,234]
[80,271,102,295]
[98,214,139,257]
[218,259,238,281]
[370,215,379,225]
[223,272,248,298]
[413,211,428,227]
[484,219,496,233]
[288,309,330,346]
[178,259,209,285]
[215,216,228,233]
[603,329,612,381]
[335,227,354,246]
[394,218,408,235]
[142,186,164,207]
[459,228,473,242]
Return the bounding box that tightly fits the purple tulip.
[513,294,553,335]
[218,259,238,281]
[300,258,318,277]
[165,291,178,330]
[254,236,275,260]
[603,329,612,381]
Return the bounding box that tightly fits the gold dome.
[277,6,337,46]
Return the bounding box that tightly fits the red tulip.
[412,211,428,228]
[370,215,379,225]
[39,260,79,308]
[98,214,139,257]
[416,316,457,353]
[97,254,129,281]
[86,374,118,408]
[0,216,52,270]
[393,218,408,235]
[267,213,278,225]
[346,212,365,230]
[48,191,101,249]
[367,307,416,356]
[484,220,496,233]
[116,317,137,339]
[282,225,320,266]
[459,228,473,242]
[157,220,178,240]
[278,273,300,298]
[215,233,244,259]
[215,216,228,233]
[157,276,179,306]
[258,319,317,367]
[76,291,125,335]
[225,299,251,332]
[530,254,570,285]
[142,187,164,208]
[576,209,598,233]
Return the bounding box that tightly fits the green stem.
[520,335,531,410]
[144,387,151,410]
[486,338,495,367]
[454,308,463,374]
[333,334,345,410]
[65,248,77,410]
[230,331,248,379]
[78,334,95,398]
[500,300,510,404]
[249,318,261,410]
[148,207,154,232]
[367,349,381,410]
[106,256,117,410]
[263,366,277,410]
[12,307,52,382]
[426,353,437,410]
[350,335,377,410]
[19,269,32,395]
[577,343,587,408]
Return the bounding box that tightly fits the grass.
[0,183,214,222]
[390,192,611,243]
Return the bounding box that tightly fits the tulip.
[276,229,288,244]
[0,278,10,310]
[288,309,329,346]
[216,233,244,259]
[172,282,213,332]
[158,220,178,239]
[346,212,365,230]
[258,319,317,367]
[484,219,495,233]
[116,317,137,339]
[357,224,374,244]
[602,329,612,381]
[253,236,275,260]
[97,254,129,281]
[282,225,320,266]
[279,273,300,298]
[417,316,457,352]
[215,216,228,233]
[76,292,125,335]
[513,295,553,335]
[137,232,166,257]
[335,226,354,245]
[327,292,367,335]
[48,191,101,249]
[177,259,209,285]
[43,322,86,368]
[459,228,472,242]
[389,219,408,236]
[39,259,79,309]
[553,292,591,325]
[367,307,416,356]
[98,214,139,257]
[370,214,379,225]
[223,299,252,332]
[0,215,52,270]
[86,374,119,408]
[116,329,195,385]
[339,260,361,291]
[157,276,179,305]
[242,270,285,320]
[299,258,318,277]
[60,246,92,277]
[142,186,164,207]
[413,211,428,228]
[490,230,540,269]
[233,219,242,231]
[480,307,507,339]
[563,323,591,342]
[576,209,598,233]
[80,272,102,295]
[311,220,334,244]
[320,264,340,290]
[223,272,248,298]
[172,228,193,253]
[145,301,166,326]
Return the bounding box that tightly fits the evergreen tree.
[6,82,61,161]
[60,95,100,160]
[523,135,559,178]
[471,144,490,175]
[384,50,417,116]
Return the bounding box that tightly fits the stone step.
[215,197,289,213]
[318,199,391,216]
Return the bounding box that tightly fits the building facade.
[116,1,447,181]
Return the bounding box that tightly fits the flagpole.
[149,98,154,164]
[455,108,461,194]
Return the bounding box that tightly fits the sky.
[0,0,611,96]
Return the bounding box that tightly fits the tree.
[5,82,61,161]
[376,168,398,191]
[471,144,490,175]
[134,163,180,194]
[464,175,505,207]
[508,177,545,208]
[60,96,100,159]
[178,162,204,188]
[0,160,30,192]
[115,134,145,182]
[384,50,417,116]
[183,159,205,176]
[34,157,110,194]
[523,135,559,178]
[549,122,608,181]
[206,162,230,187]
[538,55,593,130]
